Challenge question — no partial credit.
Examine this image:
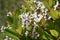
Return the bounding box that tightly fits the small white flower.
[35,37,37,39]
[37,34,40,37]
[45,8,48,12]
[21,13,29,27]
[34,18,40,22]
[4,39,8,40]
[44,16,46,19]
[54,1,59,10]
[34,14,43,22]
[9,27,12,29]
[12,39,14,40]
[4,27,6,29]
[35,32,38,34]
[41,9,45,12]
[1,25,4,30]
[1,30,4,32]
[34,0,36,3]
[21,13,28,20]
[37,1,43,7]
[26,21,30,27]
[34,22,38,26]
[25,31,29,36]
[9,38,12,40]
[6,36,8,38]
[22,21,25,27]
[1,25,4,32]
[48,16,51,20]
[43,12,47,16]
[41,5,45,9]
[7,12,12,16]
[30,12,37,18]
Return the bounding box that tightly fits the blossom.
[9,38,12,40]
[20,13,28,21]
[30,12,37,19]
[7,12,12,16]
[25,31,29,36]
[48,16,51,20]
[34,14,43,22]
[54,1,59,10]
[20,13,29,27]
[1,25,4,32]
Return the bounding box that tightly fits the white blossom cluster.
[20,0,50,38]
[4,0,60,39]
[0,25,12,33]
[0,25,13,40]
[20,0,49,28]
[20,12,43,27]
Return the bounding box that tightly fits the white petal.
[25,31,28,36]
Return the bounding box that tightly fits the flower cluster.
[0,25,12,33]
[20,0,50,38]
[20,0,49,28]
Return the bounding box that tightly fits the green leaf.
[43,1,50,10]
[16,18,23,35]
[42,35,48,40]
[16,26,23,35]
[7,16,13,24]
[5,29,20,40]
[37,26,53,39]
[50,30,59,37]
[48,0,53,7]
[0,32,4,40]
[49,9,59,20]
[26,26,33,31]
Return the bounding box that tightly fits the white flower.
[41,9,45,12]
[37,34,40,37]
[54,1,59,10]
[22,21,25,27]
[1,25,4,32]
[48,16,51,20]
[6,36,8,38]
[4,36,8,40]
[26,21,30,27]
[41,5,45,9]
[30,12,37,19]
[40,6,45,13]
[44,16,47,20]
[34,22,38,26]
[12,39,14,40]
[9,38,12,40]
[9,27,12,29]
[4,39,8,40]
[34,14,43,22]
[45,8,48,12]
[25,31,29,36]
[34,18,40,22]
[37,1,45,9]
[37,1,43,7]
[1,30,4,32]
[4,27,6,29]
[34,0,36,3]
[7,12,12,16]
[21,13,29,27]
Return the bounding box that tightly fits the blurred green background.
[0,0,24,26]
